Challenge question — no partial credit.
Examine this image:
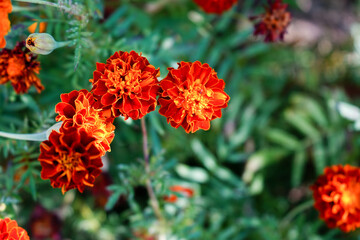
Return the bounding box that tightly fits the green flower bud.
[26,33,72,55]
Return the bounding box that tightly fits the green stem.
[280,199,314,228]
[141,117,164,222]
[15,0,72,12]
[0,122,62,142]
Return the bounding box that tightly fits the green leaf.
[266,128,301,150]
[291,150,306,187]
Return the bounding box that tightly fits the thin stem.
[280,199,314,228]
[141,117,163,222]
[16,0,72,12]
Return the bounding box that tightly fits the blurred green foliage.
[1,0,360,239]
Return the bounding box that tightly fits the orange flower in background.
[0,41,44,94]
[28,21,47,33]
[252,0,291,42]
[55,89,115,155]
[39,126,103,194]
[90,51,160,120]
[164,185,194,203]
[310,165,360,232]
[158,61,230,133]
[193,0,238,14]
[0,0,12,48]
[0,217,30,240]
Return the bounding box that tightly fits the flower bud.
[26,33,58,55]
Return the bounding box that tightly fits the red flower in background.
[193,0,238,14]
[39,126,103,194]
[90,51,160,120]
[90,172,112,208]
[310,165,360,232]
[55,89,115,155]
[0,41,44,94]
[0,217,30,240]
[0,0,12,48]
[158,61,230,133]
[253,0,291,42]
[164,185,194,203]
[29,205,61,240]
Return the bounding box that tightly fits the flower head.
[0,0,12,48]
[29,205,61,240]
[0,41,44,94]
[310,164,360,232]
[0,217,30,240]
[253,0,291,42]
[158,61,230,133]
[55,89,115,155]
[193,0,237,14]
[90,51,160,120]
[39,126,103,194]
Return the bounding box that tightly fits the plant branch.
[141,117,164,222]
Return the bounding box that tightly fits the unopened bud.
[26,33,71,55]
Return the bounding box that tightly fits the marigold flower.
[55,89,115,154]
[29,205,61,240]
[193,0,237,14]
[0,0,12,49]
[0,41,44,94]
[164,185,194,203]
[39,126,103,194]
[253,0,291,42]
[28,21,47,34]
[0,217,30,240]
[158,61,230,133]
[310,164,360,232]
[90,51,160,120]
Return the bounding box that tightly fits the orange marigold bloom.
[310,164,360,232]
[193,0,237,14]
[55,89,115,155]
[0,217,30,240]
[164,185,194,203]
[0,41,44,94]
[90,51,160,120]
[253,0,291,42]
[158,61,230,133]
[39,126,103,194]
[0,0,12,49]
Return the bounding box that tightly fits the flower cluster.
[39,50,229,194]
[0,0,12,48]
[0,217,30,240]
[253,0,291,42]
[193,0,238,14]
[310,165,360,232]
[0,41,44,94]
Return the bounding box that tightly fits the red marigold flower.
[193,0,238,14]
[55,89,115,155]
[0,0,12,48]
[29,205,61,240]
[0,217,30,240]
[310,164,360,232]
[39,126,103,194]
[164,185,194,203]
[158,61,230,133]
[253,0,291,42]
[0,41,44,94]
[90,51,160,120]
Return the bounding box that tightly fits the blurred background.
[1,0,360,239]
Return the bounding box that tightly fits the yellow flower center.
[107,65,142,96]
[341,181,360,211]
[175,79,214,119]
[7,57,25,78]
[59,153,80,172]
